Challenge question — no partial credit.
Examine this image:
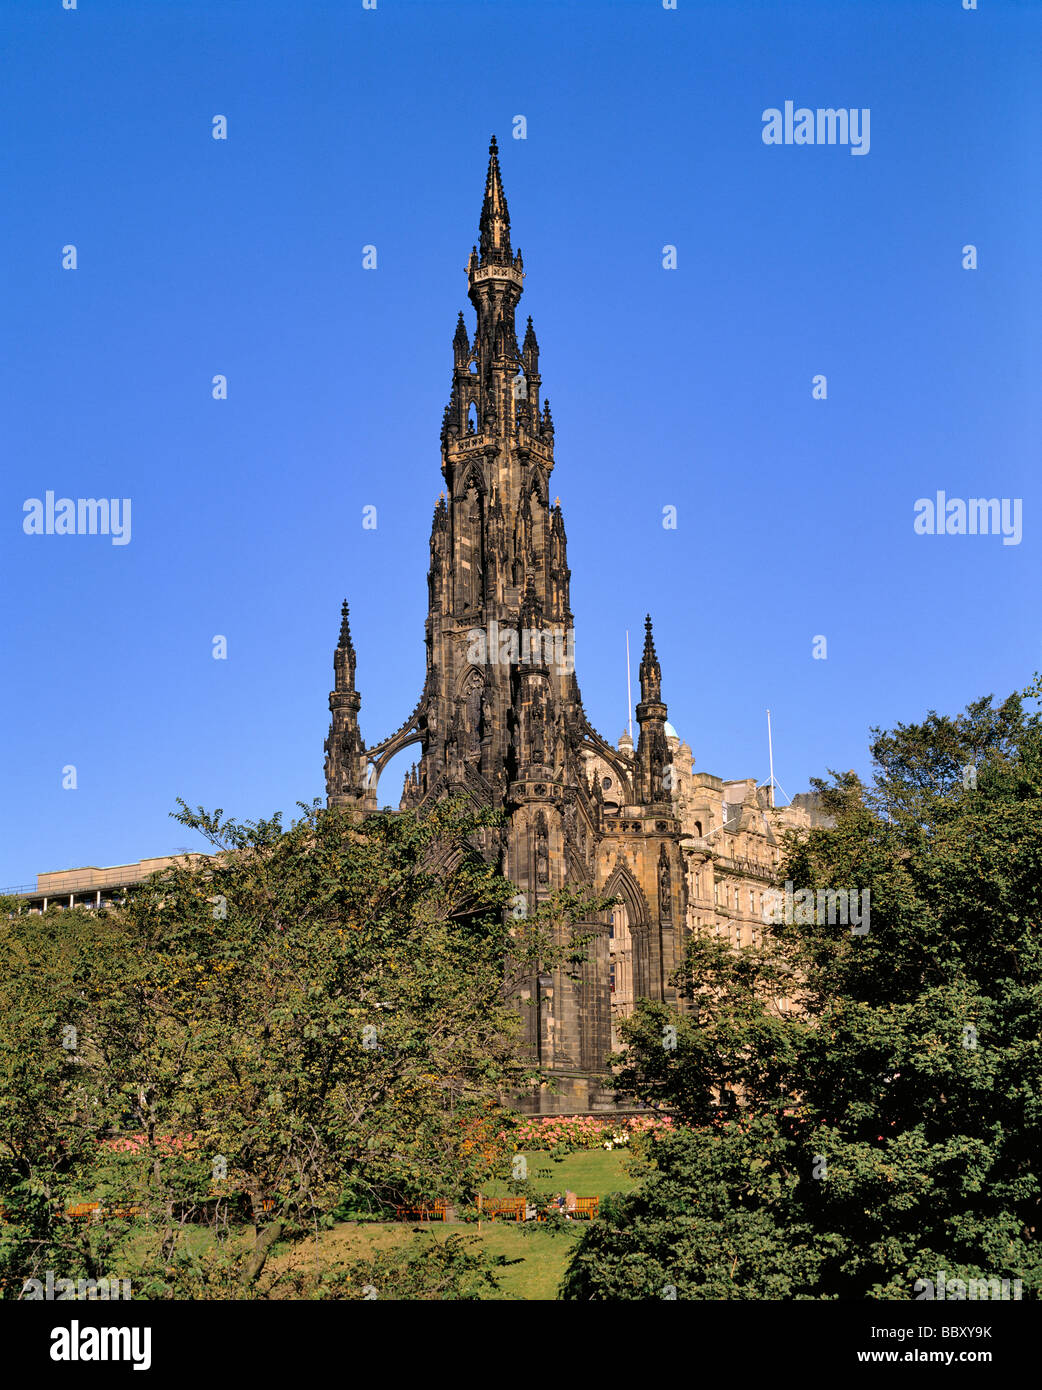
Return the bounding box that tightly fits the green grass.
[269,1148,638,1300]
[481,1146,639,1199]
[76,1149,639,1300]
[275,1220,577,1299]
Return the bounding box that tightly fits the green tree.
[560,1118,835,1300]
[0,799,600,1297]
[0,902,144,1296]
[563,691,1042,1300]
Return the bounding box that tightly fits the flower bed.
[499,1114,674,1153]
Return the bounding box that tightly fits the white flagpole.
[626,630,633,743]
[767,708,775,808]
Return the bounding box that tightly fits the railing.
[2,874,138,898]
[34,872,141,894]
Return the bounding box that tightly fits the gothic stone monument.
[324,137,812,1112]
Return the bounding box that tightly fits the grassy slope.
[271,1147,638,1300]
[481,1146,640,1198]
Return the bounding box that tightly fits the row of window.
[712,883,767,916]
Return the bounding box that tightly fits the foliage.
[331,1230,511,1300]
[565,691,1042,1300]
[560,1119,836,1300]
[0,799,600,1297]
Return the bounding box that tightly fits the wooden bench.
[394,1200,447,1222]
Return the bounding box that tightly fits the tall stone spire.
[636,614,671,805]
[324,600,366,808]
[450,135,531,461]
[478,134,512,267]
[639,614,662,703]
[337,598,353,657]
[324,134,686,1105]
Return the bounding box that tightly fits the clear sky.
[2,0,1039,884]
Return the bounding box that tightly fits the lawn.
[270,1146,638,1300]
[74,1148,638,1300]
[271,1218,574,1300]
[481,1146,640,1199]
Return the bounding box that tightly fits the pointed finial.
[479,134,511,267]
[338,600,353,648]
[639,615,662,703]
[453,310,469,354]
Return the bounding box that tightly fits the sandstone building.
[324,138,815,1111]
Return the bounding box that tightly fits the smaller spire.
[332,599,359,698]
[523,315,538,353]
[639,614,662,703]
[478,134,512,267]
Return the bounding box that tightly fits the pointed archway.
[602,863,651,1051]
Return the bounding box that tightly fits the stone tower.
[325,137,688,1110]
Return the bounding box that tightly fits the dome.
[664,721,679,740]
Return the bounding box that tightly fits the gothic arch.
[603,862,650,926]
[365,727,423,789]
[523,463,549,505]
[582,732,636,805]
[603,860,653,1008]
[454,662,487,696]
[455,458,486,498]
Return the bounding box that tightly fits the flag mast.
[767,708,776,808]
[626,630,633,744]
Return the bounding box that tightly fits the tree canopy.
[0,799,597,1297]
[562,689,1042,1300]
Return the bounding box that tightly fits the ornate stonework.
[324,138,817,1111]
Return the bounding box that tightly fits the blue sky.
[2,0,1039,883]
